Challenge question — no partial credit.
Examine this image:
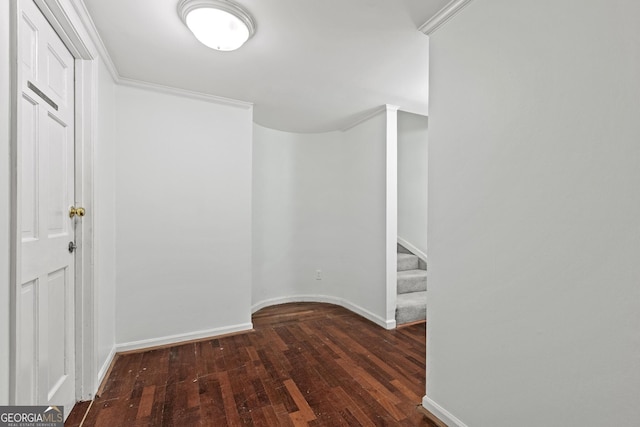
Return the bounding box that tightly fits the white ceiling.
[83,0,449,133]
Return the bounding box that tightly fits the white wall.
[397,111,428,256]
[334,114,388,323]
[94,59,117,377]
[114,86,253,349]
[0,0,11,405]
[253,112,390,326]
[252,126,341,306]
[425,0,640,426]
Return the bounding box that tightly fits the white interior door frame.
[10,0,98,402]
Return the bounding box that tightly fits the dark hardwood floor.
[66,302,436,426]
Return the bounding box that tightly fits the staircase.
[396,244,427,325]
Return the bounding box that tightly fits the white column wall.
[384,107,398,325]
[342,113,389,325]
[425,0,640,425]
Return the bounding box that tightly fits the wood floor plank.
[196,373,226,424]
[288,410,307,426]
[335,358,406,422]
[64,400,91,427]
[67,302,439,426]
[283,379,317,422]
[217,371,243,427]
[136,385,156,419]
[259,404,279,426]
[329,386,377,427]
[391,378,423,403]
[272,403,296,427]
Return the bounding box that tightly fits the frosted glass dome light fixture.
[178,0,256,51]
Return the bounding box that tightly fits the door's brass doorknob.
[69,206,86,218]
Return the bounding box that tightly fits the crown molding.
[396,105,428,119]
[341,106,387,131]
[341,104,401,132]
[419,0,474,35]
[67,0,254,109]
[69,0,120,81]
[118,77,254,109]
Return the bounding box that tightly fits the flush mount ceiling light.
[178,0,256,51]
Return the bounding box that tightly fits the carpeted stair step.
[397,269,427,294]
[397,253,419,271]
[396,291,426,324]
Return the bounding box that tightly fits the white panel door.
[17,0,77,414]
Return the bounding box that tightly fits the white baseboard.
[252,295,395,330]
[397,236,427,263]
[115,322,254,353]
[96,346,116,391]
[422,395,468,427]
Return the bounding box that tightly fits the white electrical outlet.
[315,269,322,280]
